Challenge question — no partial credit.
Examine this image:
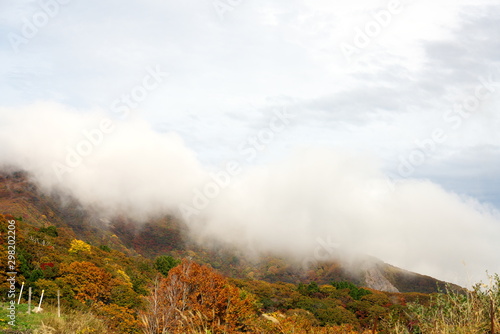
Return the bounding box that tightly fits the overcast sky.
[1,0,500,284]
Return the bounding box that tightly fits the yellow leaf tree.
[68,239,91,254]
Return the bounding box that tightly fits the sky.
[1,0,500,286]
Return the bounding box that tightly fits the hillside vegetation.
[1,171,499,333]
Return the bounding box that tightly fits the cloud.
[1,102,500,286]
[2,0,500,287]
[190,147,500,286]
[0,102,206,219]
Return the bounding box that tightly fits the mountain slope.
[0,170,459,293]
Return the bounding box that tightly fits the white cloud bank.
[1,102,499,286]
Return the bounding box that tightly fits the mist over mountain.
[1,102,499,286]
[0,170,461,294]
[3,1,500,332]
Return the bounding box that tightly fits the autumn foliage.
[68,239,92,254]
[59,261,114,304]
[141,259,256,334]
[2,173,495,334]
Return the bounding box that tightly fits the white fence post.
[17,282,24,304]
[35,289,45,313]
[27,287,32,314]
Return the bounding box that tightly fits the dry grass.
[31,304,109,334]
[384,274,500,334]
[140,275,500,334]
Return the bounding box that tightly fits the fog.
[1,102,499,286]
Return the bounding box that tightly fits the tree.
[39,225,58,237]
[59,261,113,304]
[331,281,372,301]
[141,259,256,334]
[68,239,91,254]
[298,281,322,297]
[154,255,180,277]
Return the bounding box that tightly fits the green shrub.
[39,226,58,237]
[331,281,372,300]
[154,255,180,277]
